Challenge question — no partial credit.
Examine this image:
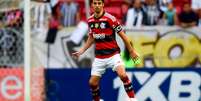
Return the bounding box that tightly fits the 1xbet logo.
[114,70,201,101]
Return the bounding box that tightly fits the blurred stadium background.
[0,0,200,101]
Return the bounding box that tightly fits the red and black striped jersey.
[87,12,123,58]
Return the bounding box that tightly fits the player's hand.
[71,49,84,60]
[130,51,141,65]
[72,51,81,60]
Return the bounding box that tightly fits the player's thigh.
[91,58,107,77]
[107,54,124,71]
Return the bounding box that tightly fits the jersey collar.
[94,11,105,19]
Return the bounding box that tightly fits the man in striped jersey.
[60,0,80,27]
[72,0,139,101]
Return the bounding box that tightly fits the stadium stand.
[75,0,194,24]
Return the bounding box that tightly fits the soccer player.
[72,0,139,101]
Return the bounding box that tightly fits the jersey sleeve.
[88,28,93,36]
[87,19,93,36]
[111,17,123,33]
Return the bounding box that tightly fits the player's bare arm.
[118,31,139,60]
[72,35,95,59]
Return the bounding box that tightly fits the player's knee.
[89,79,99,89]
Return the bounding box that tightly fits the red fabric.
[95,41,118,50]
[93,96,100,101]
[49,17,59,28]
[90,84,100,101]
[126,90,135,98]
[121,75,130,84]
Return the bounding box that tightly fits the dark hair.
[90,0,104,3]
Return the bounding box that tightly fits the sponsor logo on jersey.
[95,23,99,28]
[93,33,105,39]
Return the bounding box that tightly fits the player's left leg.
[108,54,137,101]
[115,65,138,101]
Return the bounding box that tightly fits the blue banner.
[45,68,201,101]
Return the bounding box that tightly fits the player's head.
[91,0,104,13]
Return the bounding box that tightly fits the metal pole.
[24,0,31,100]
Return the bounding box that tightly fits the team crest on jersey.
[100,22,106,29]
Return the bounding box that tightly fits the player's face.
[92,0,104,13]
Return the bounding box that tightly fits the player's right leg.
[90,58,107,101]
[89,75,101,101]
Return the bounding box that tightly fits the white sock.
[130,98,138,101]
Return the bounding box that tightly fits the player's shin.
[90,86,100,101]
[121,76,135,98]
